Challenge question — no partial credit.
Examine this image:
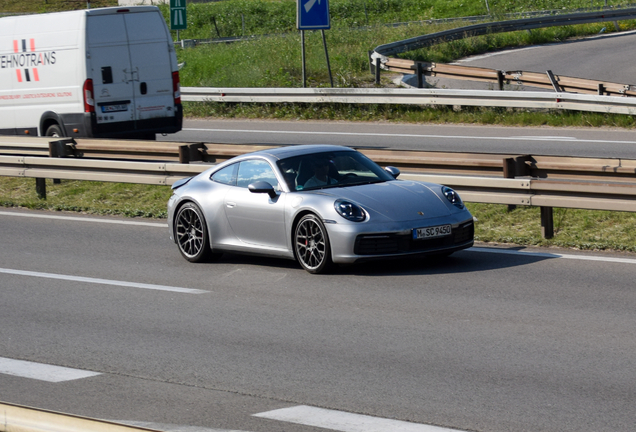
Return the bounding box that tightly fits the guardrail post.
[48,139,75,158]
[417,62,424,88]
[375,57,381,85]
[598,83,606,95]
[497,70,504,90]
[48,139,75,186]
[504,155,532,212]
[546,70,562,92]
[179,143,210,164]
[541,207,554,239]
[35,178,46,199]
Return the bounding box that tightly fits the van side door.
[86,14,136,127]
[122,11,176,124]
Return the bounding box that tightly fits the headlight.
[334,199,366,222]
[442,186,465,209]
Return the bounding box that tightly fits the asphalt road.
[415,30,636,90]
[1,209,636,432]
[163,119,636,159]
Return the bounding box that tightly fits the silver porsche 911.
[167,145,474,273]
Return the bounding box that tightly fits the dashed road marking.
[0,357,101,383]
[0,267,207,294]
[0,211,165,227]
[253,405,468,432]
[471,247,636,265]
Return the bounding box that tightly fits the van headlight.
[442,186,464,209]
[334,199,366,222]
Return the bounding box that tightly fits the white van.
[0,6,182,139]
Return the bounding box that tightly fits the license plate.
[101,104,128,113]
[413,224,452,240]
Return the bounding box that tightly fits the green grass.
[163,0,636,128]
[0,178,171,218]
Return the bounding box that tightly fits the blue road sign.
[297,0,330,30]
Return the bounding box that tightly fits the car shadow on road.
[340,247,556,277]
[209,246,555,277]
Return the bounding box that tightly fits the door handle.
[226,202,236,208]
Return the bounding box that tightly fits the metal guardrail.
[382,58,636,96]
[367,7,636,96]
[0,401,161,432]
[180,86,636,115]
[2,136,636,238]
[371,7,636,58]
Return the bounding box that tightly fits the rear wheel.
[45,124,63,137]
[174,202,220,263]
[294,214,333,274]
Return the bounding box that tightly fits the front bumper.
[327,214,475,264]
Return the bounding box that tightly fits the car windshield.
[276,150,395,192]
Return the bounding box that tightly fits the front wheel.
[294,214,333,274]
[174,202,220,263]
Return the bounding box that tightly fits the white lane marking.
[254,405,466,432]
[183,128,636,145]
[0,211,166,227]
[471,247,636,264]
[0,268,207,294]
[0,357,101,382]
[117,421,249,432]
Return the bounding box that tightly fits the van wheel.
[45,125,63,137]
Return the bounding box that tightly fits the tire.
[294,214,333,274]
[174,202,220,263]
[45,124,63,138]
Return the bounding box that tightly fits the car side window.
[211,163,237,185]
[236,159,280,190]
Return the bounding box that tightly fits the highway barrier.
[2,136,636,238]
[0,401,161,432]
[371,7,636,58]
[180,86,636,116]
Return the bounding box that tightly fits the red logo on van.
[1,39,56,83]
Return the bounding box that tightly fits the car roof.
[251,144,355,160]
[205,144,356,175]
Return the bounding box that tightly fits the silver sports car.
[168,145,474,273]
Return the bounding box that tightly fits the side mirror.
[384,166,400,179]
[248,180,278,199]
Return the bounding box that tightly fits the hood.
[321,180,451,222]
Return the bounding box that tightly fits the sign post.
[296,0,332,88]
[170,0,187,41]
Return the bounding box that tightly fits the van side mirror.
[248,180,277,199]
